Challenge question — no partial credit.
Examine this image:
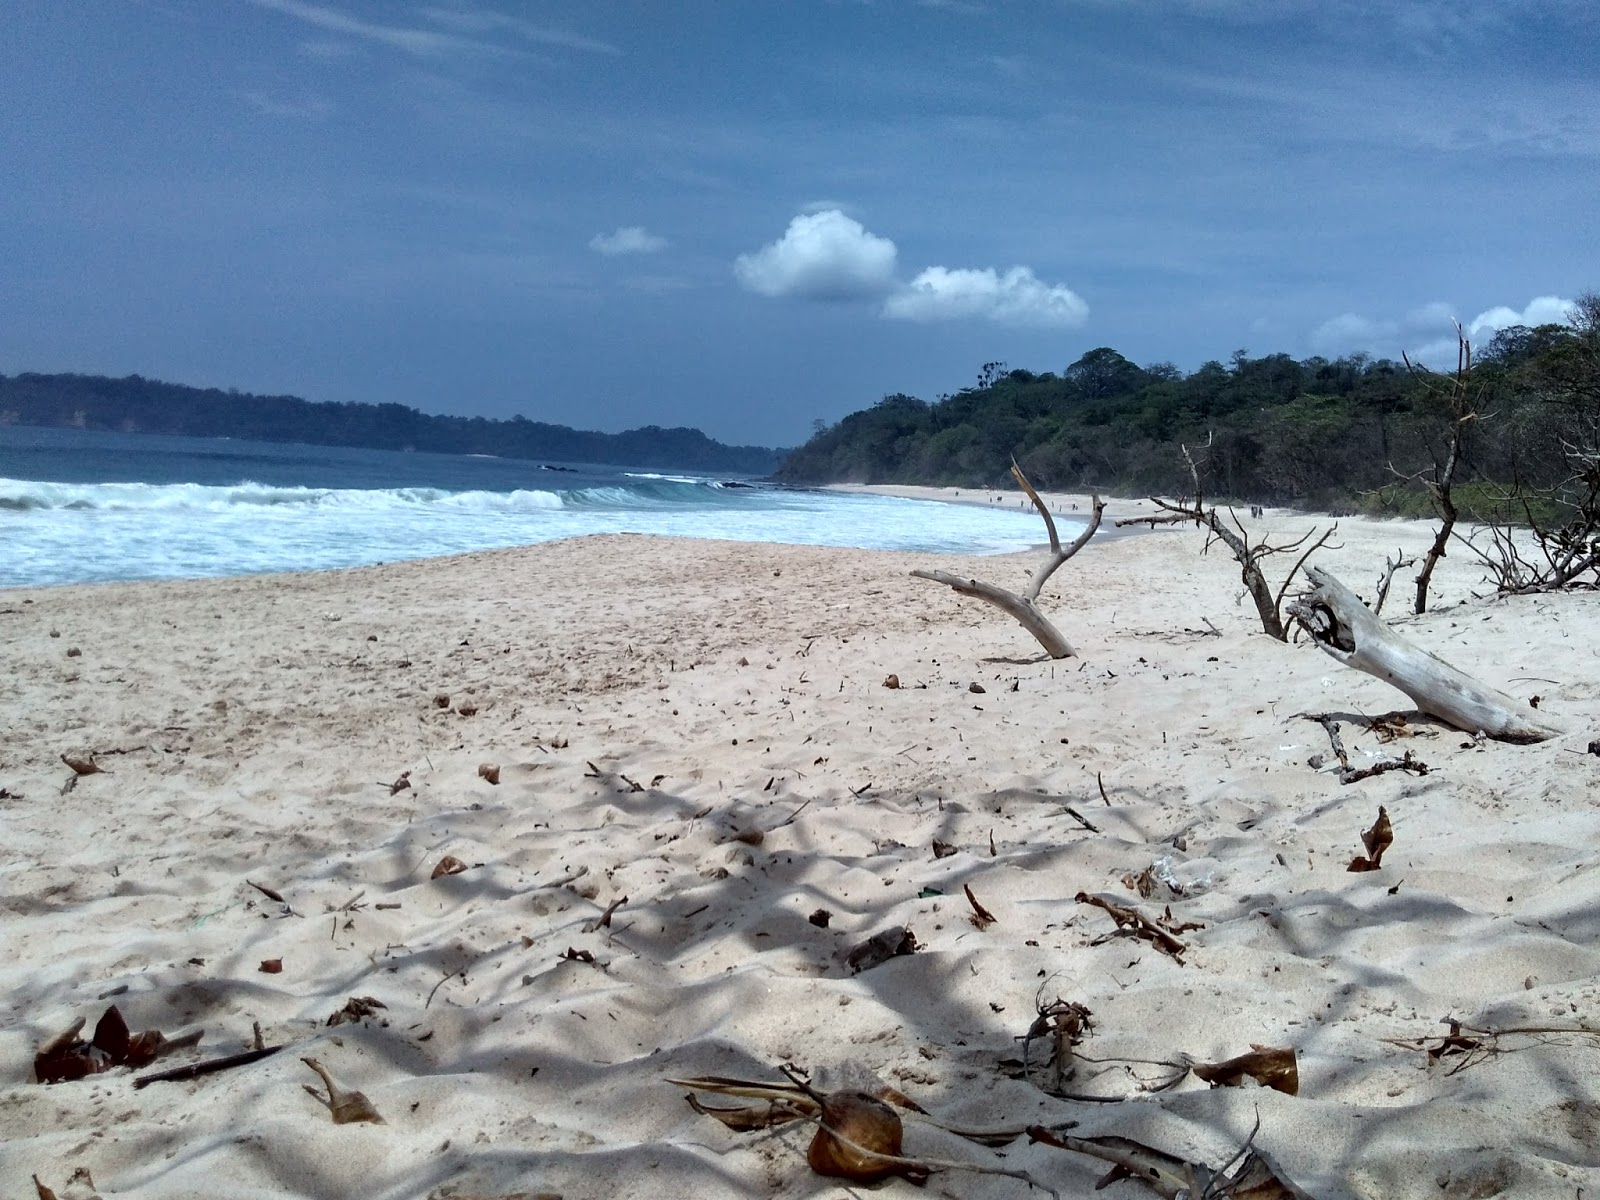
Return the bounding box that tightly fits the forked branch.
[912,462,1103,659]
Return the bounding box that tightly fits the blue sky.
[3,1,1596,446]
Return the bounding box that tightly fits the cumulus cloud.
[1311,294,1579,367]
[589,226,668,256]
[734,208,1089,327]
[1465,294,1576,338]
[1309,312,1394,354]
[883,266,1089,327]
[733,210,899,301]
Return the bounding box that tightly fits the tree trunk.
[1291,566,1560,743]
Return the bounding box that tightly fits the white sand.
[3,502,1599,1199]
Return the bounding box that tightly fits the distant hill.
[0,372,785,475]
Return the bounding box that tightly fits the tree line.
[0,372,785,475]
[776,296,1600,519]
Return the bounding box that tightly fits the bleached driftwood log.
[911,464,1103,659]
[1290,565,1560,743]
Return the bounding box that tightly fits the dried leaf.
[964,884,996,930]
[931,839,958,859]
[1191,1046,1299,1095]
[882,674,900,689]
[34,1007,169,1083]
[245,879,284,903]
[686,1092,807,1131]
[32,1168,100,1200]
[477,763,501,785]
[431,855,468,879]
[326,996,386,1027]
[844,926,919,973]
[1348,805,1393,871]
[1075,892,1188,961]
[1362,806,1393,864]
[301,1057,385,1124]
[388,771,411,795]
[259,959,284,974]
[808,908,832,928]
[60,753,101,776]
[808,1090,929,1185]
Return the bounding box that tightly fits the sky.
[2,1,1597,447]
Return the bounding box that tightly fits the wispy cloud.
[735,209,1089,327]
[418,7,621,56]
[590,226,669,256]
[247,0,518,58]
[237,89,334,118]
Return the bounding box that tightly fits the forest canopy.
[776,296,1600,518]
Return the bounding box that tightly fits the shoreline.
[3,525,1598,1198]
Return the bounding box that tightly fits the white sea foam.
[0,475,1069,588]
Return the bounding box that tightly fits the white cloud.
[733,210,899,301]
[589,226,668,256]
[1309,312,1394,353]
[734,209,1090,327]
[1310,294,1579,367]
[1465,294,1576,338]
[883,266,1089,327]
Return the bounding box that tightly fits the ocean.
[0,426,1062,589]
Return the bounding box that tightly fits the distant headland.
[0,372,786,475]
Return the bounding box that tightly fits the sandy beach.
[4,496,1599,1199]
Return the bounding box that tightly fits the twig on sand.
[133,1044,284,1089]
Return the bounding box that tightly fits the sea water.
[0,426,1067,588]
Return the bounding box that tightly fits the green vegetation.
[0,373,785,474]
[778,297,1600,519]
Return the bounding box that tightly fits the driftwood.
[912,463,1102,658]
[1290,565,1559,743]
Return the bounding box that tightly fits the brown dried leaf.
[326,996,386,1027]
[60,753,102,776]
[301,1057,385,1125]
[686,1092,807,1131]
[964,884,996,930]
[34,1007,168,1083]
[844,926,919,973]
[931,839,958,859]
[259,959,284,974]
[808,1091,928,1185]
[882,674,900,689]
[1191,1046,1299,1095]
[1362,806,1393,866]
[477,763,501,785]
[431,855,468,879]
[388,771,411,795]
[32,1169,100,1200]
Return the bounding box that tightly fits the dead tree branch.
[1403,325,1479,614]
[912,461,1103,658]
[1116,438,1335,641]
